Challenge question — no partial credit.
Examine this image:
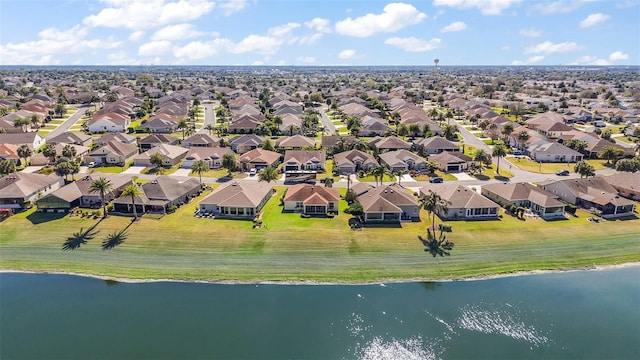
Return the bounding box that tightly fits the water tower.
[434,58,440,70]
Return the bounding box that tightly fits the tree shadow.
[101,222,132,250]
[420,281,443,291]
[62,225,100,250]
[27,211,67,224]
[494,175,511,182]
[104,279,120,286]
[473,174,490,181]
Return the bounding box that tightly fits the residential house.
[481,182,566,218]
[36,174,132,211]
[112,176,201,214]
[527,141,583,163]
[379,150,427,172]
[0,172,64,209]
[87,113,131,133]
[133,144,189,167]
[229,134,264,154]
[275,135,315,149]
[138,134,180,151]
[283,184,340,214]
[603,172,640,200]
[368,136,411,152]
[0,144,19,164]
[96,133,137,146]
[359,116,390,137]
[333,150,378,174]
[357,183,420,222]
[419,184,499,219]
[415,136,460,156]
[429,151,472,172]
[198,181,273,218]
[538,177,635,218]
[47,131,92,147]
[236,148,281,171]
[182,133,221,148]
[282,150,326,172]
[85,140,139,166]
[181,147,234,169]
[0,132,45,151]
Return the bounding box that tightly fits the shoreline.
[2,262,639,285]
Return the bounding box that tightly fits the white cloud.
[530,0,585,15]
[138,40,172,56]
[501,45,511,51]
[172,39,231,60]
[0,25,122,65]
[384,37,441,52]
[218,0,247,16]
[228,35,283,55]
[297,56,316,64]
[335,3,426,37]
[305,18,331,33]
[609,51,629,61]
[129,30,145,41]
[433,0,521,15]
[519,28,541,37]
[524,41,580,54]
[298,33,323,46]
[152,23,203,41]
[338,49,356,59]
[440,21,467,33]
[107,50,142,65]
[579,13,610,28]
[512,55,544,65]
[267,22,300,37]
[83,0,216,30]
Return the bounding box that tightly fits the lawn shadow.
[27,211,67,224]
[348,238,362,255]
[363,222,402,229]
[473,174,490,181]
[62,222,101,250]
[101,221,133,250]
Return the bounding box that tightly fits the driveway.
[122,166,145,174]
[172,168,192,176]
[452,172,474,181]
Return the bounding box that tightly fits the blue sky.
[1,0,638,66]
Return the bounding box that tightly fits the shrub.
[167,205,178,213]
[300,213,311,218]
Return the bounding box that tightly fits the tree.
[149,152,164,170]
[121,183,143,219]
[42,144,57,164]
[54,103,67,117]
[30,114,41,130]
[286,124,299,136]
[89,177,113,219]
[17,145,32,166]
[0,159,16,175]
[368,164,390,186]
[574,161,595,178]
[61,144,76,160]
[473,149,491,172]
[397,123,409,139]
[204,124,215,135]
[492,144,508,175]
[191,160,210,185]
[258,166,279,184]
[177,119,189,140]
[615,157,640,172]
[261,138,275,151]
[565,139,588,153]
[54,161,71,181]
[598,145,624,165]
[420,190,450,231]
[222,152,236,176]
[345,188,358,204]
[394,169,408,185]
[442,124,458,140]
[517,131,530,150]
[13,117,29,132]
[501,122,514,141]
[419,227,454,257]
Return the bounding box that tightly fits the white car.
[88,162,96,168]
[249,168,257,176]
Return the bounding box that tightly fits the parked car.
[513,150,523,156]
[429,177,443,183]
[88,161,96,168]
[249,168,257,176]
[556,170,569,176]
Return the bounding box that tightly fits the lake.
[1,267,639,359]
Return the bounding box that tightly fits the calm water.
[1,267,639,359]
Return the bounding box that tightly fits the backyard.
[1,184,638,283]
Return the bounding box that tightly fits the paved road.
[45,105,91,139]
[318,105,337,135]
[198,102,217,134]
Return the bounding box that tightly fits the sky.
[0,0,638,66]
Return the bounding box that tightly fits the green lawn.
[140,164,181,175]
[357,174,396,183]
[511,157,608,174]
[199,168,249,179]
[1,189,638,282]
[91,161,133,173]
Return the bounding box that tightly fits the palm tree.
[42,144,57,164]
[222,152,236,177]
[191,160,209,185]
[61,144,76,160]
[442,124,457,140]
[394,169,408,185]
[369,164,390,186]
[17,145,32,166]
[598,145,623,165]
[420,190,450,231]
[0,159,16,175]
[517,131,530,150]
[473,149,491,174]
[501,122,514,142]
[149,152,164,171]
[89,177,113,219]
[204,124,215,135]
[492,144,508,175]
[258,166,280,184]
[177,119,189,140]
[121,183,143,219]
[574,161,595,178]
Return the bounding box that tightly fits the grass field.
[1,185,638,283]
[511,157,608,173]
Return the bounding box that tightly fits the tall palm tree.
[204,124,215,135]
[574,161,595,178]
[61,144,76,160]
[369,164,390,186]
[472,149,490,174]
[89,177,113,219]
[501,122,514,142]
[191,160,209,185]
[420,190,450,230]
[121,183,143,219]
[492,144,508,175]
[177,119,189,140]
[17,145,32,166]
[517,131,530,150]
[257,166,279,184]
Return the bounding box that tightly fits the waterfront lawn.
[1,189,639,282]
